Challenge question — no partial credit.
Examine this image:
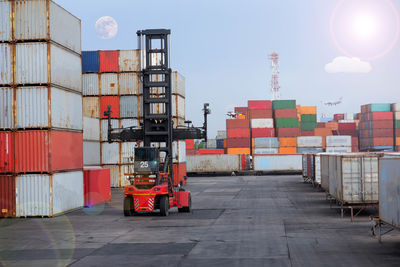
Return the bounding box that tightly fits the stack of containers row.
[332,113,359,152]
[226,107,250,155]
[0,0,83,217]
[359,104,394,151]
[299,106,317,136]
[248,100,276,154]
[326,136,352,152]
[216,130,226,150]
[391,103,400,151]
[273,100,299,153]
[81,50,187,187]
[297,136,323,153]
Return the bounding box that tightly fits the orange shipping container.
[279,137,297,147]
[227,148,250,155]
[326,121,339,130]
[300,106,317,114]
[279,147,296,154]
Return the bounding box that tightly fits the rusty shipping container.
[0,132,14,174]
[119,50,140,72]
[83,97,100,118]
[0,175,16,217]
[119,72,142,95]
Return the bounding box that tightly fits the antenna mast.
[270,52,281,100]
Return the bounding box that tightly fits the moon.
[95,16,118,40]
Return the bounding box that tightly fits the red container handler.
[185,139,194,150]
[248,100,272,110]
[226,119,249,129]
[84,168,111,207]
[99,50,119,73]
[0,175,16,218]
[0,132,14,174]
[173,162,187,186]
[14,130,83,173]
[227,128,250,138]
[100,96,120,119]
[198,149,224,155]
[251,128,275,138]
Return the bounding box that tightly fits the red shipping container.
[99,50,119,73]
[249,109,272,119]
[173,162,187,186]
[352,146,359,152]
[301,131,314,136]
[234,107,248,116]
[248,100,272,110]
[370,120,394,129]
[14,130,83,173]
[338,122,356,130]
[251,128,275,138]
[227,128,250,138]
[317,122,326,128]
[186,149,199,156]
[334,114,345,121]
[335,130,358,137]
[356,113,361,120]
[276,128,300,137]
[0,175,15,218]
[369,112,393,121]
[226,138,250,148]
[0,132,14,174]
[396,129,400,136]
[273,109,298,118]
[369,137,394,146]
[84,169,111,207]
[198,149,224,155]
[226,119,249,129]
[369,129,394,137]
[100,96,120,119]
[185,139,194,150]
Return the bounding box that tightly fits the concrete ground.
[1,175,400,267]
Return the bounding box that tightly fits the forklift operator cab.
[123,147,191,217]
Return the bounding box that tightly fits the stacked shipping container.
[248,100,275,154]
[226,118,250,155]
[299,106,317,135]
[273,100,299,153]
[0,0,83,217]
[391,103,400,151]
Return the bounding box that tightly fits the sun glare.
[352,13,378,39]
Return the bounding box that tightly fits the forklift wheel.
[160,196,169,216]
[178,193,192,213]
[123,196,134,216]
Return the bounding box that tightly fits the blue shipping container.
[216,139,224,149]
[82,51,99,73]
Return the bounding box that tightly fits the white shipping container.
[207,139,217,149]
[326,136,352,147]
[83,117,100,141]
[100,73,118,95]
[83,74,99,96]
[120,95,142,118]
[172,95,186,119]
[393,111,400,120]
[120,119,140,129]
[326,147,352,153]
[83,97,100,118]
[253,148,279,154]
[297,136,323,148]
[391,103,400,112]
[119,73,142,95]
[121,142,138,164]
[0,43,12,85]
[0,1,11,41]
[13,0,81,53]
[83,141,100,166]
[16,42,82,92]
[101,142,120,164]
[16,171,84,217]
[379,158,400,228]
[119,50,140,72]
[15,87,82,130]
[173,117,185,129]
[253,155,302,172]
[338,120,355,123]
[187,155,242,173]
[314,155,321,185]
[0,87,13,129]
[320,154,330,190]
[217,130,227,139]
[173,140,186,163]
[344,113,354,121]
[250,118,274,129]
[172,71,185,97]
[101,119,119,141]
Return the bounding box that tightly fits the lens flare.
[352,13,379,39]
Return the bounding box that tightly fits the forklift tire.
[178,193,191,213]
[124,196,134,216]
[160,196,169,216]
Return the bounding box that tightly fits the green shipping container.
[369,103,391,112]
[272,100,296,110]
[301,114,317,122]
[301,122,317,131]
[395,120,400,129]
[275,118,299,128]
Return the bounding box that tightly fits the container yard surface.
[0,175,399,267]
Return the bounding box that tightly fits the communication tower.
[270,53,281,100]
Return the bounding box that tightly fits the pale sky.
[56,0,400,138]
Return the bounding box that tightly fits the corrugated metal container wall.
[83,74,100,96]
[172,95,185,118]
[82,51,99,73]
[100,73,118,95]
[0,132,14,174]
[100,96,119,119]
[187,155,241,173]
[121,142,137,164]
[253,155,302,172]
[253,137,279,148]
[119,73,142,95]
[101,119,119,141]
[173,140,186,163]
[0,1,11,42]
[16,171,83,217]
[14,130,83,173]
[297,136,323,148]
[326,147,352,153]
[251,119,274,128]
[16,43,81,91]
[253,148,279,154]
[314,155,321,185]
[172,71,185,97]
[14,0,81,54]
[120,95,141,118]
[99,50,119,73]
[83,97,99,118]
[0,87,13,129]
[0,43,12,85]
[102,165,121,188]
[326,136,352,147]
[83,117,100,141]
[379,158,400,228]
[101,142,120,164]
[0,175,15,217]
[119,50,140,72]
[15,87,82,130]
[320,154,330,190]
[83,141,100,166]
[120,119,139,129]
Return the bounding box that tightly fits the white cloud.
[325,56,372,74]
